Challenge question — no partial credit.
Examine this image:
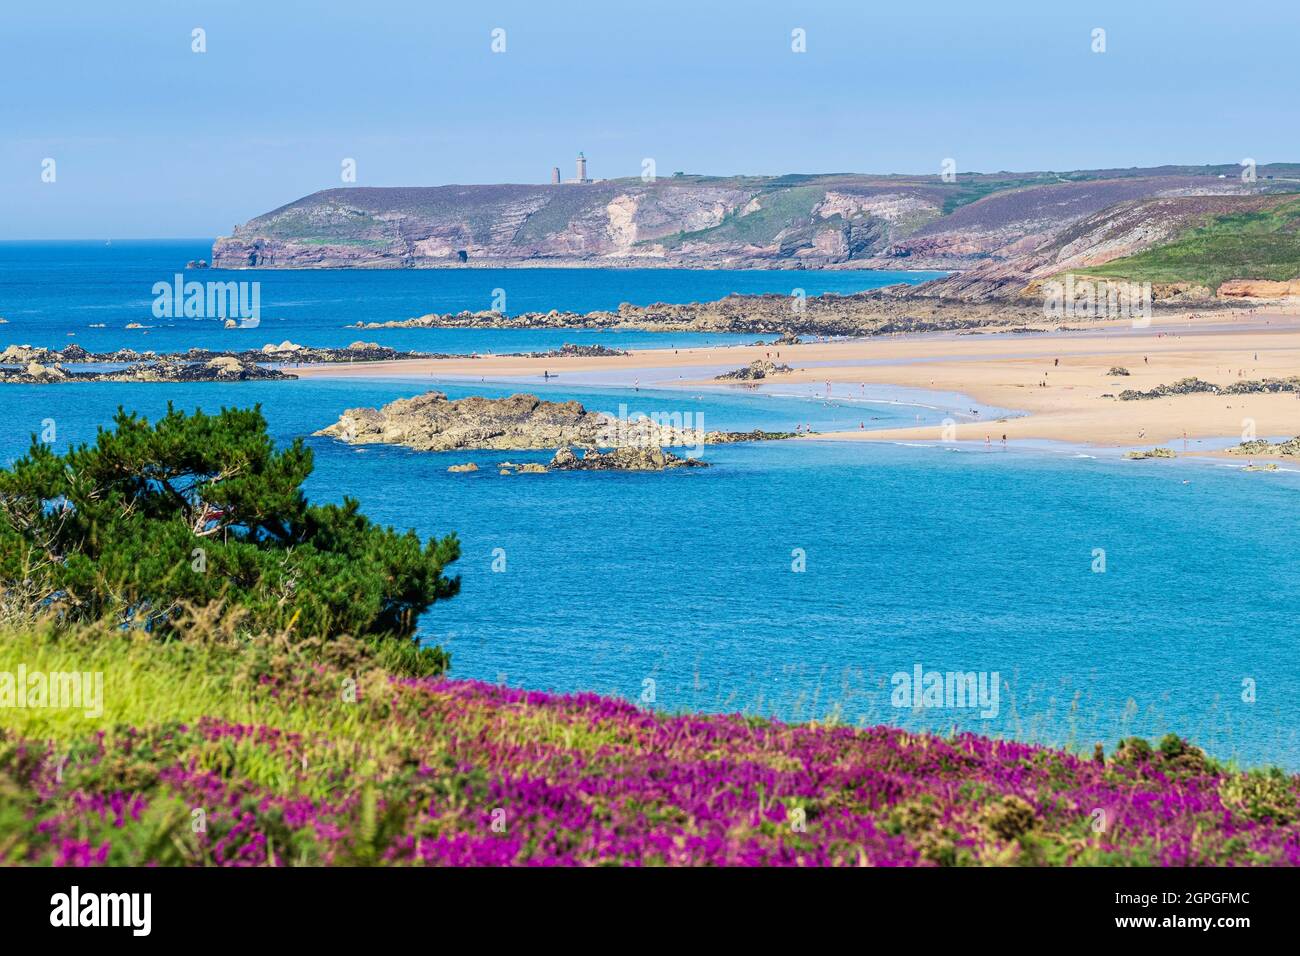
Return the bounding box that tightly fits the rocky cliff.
[213,166,1300,280]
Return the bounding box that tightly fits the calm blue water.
[1,243,1296,769]
[0,240,944,354]
[1,375,1297,770]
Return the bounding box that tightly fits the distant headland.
[211,161,1300,304]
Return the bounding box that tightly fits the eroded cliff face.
[212,182,762,269]
[211,169,1298,289]
[209,176,1005,269]
[1218,279,1300,298]
[907,190,1283,302]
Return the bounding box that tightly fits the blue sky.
[2,0,1297,238]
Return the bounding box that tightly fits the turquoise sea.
[2,242,1297,770]
[0,240,944,354]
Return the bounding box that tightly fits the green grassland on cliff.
[1078,194,1300,288]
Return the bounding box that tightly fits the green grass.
[650,184,828,250]
[4,615,1299,866]
[1078,195,1300,288]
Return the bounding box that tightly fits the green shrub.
[1219,769,1296,824]
[0,405,459,650]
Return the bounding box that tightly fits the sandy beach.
[299,309,1300,452]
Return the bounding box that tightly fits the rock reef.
[517,343,630,358]
[547,446,706,471]
[715,360,794,381]
[349,291,1051,339]
[1119,377,1300,400]
[0,341,437,368]
[0,356,294,384]
[1229,437,1300,457]
[315,391,798,454]
[0,339,464,384]
[1123,447,1177,460]
[314,391,707,452]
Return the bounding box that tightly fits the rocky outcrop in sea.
[315,391,706,452]
[547,446,706,471]
[715,360,794,381]
[702,429,801,443]
[0,356,294,384]
[315,391,800,453]
[347,291,1051,339]
[1119,377,1300,400]
[1229,437,1300,457]
[1123,447,1177,460]
[516,343,630,358]
[0,340,440,368]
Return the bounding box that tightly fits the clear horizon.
[3,0,1298,239]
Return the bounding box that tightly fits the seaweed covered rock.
[548,445,707,471]
[1228,436,1300,457]
[716,359,795,381]
[1123,447,1176,460]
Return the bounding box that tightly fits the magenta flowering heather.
[2,677,1297,866]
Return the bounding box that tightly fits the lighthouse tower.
[576,152,588,182]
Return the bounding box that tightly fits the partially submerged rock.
[1123,447,1176,460]
[703,429,800,443]
[715,360,794,381]
[317,391,804,457]
[0,341,441,370]
[0,356,293,384]
[315,391,707,452]
[447,462,479,473]
[1120,376,1300,400]
[529,343,630,358]
[1229,437,1300,457]
[548,446,706,471]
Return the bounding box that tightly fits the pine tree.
[0,404,460,646]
